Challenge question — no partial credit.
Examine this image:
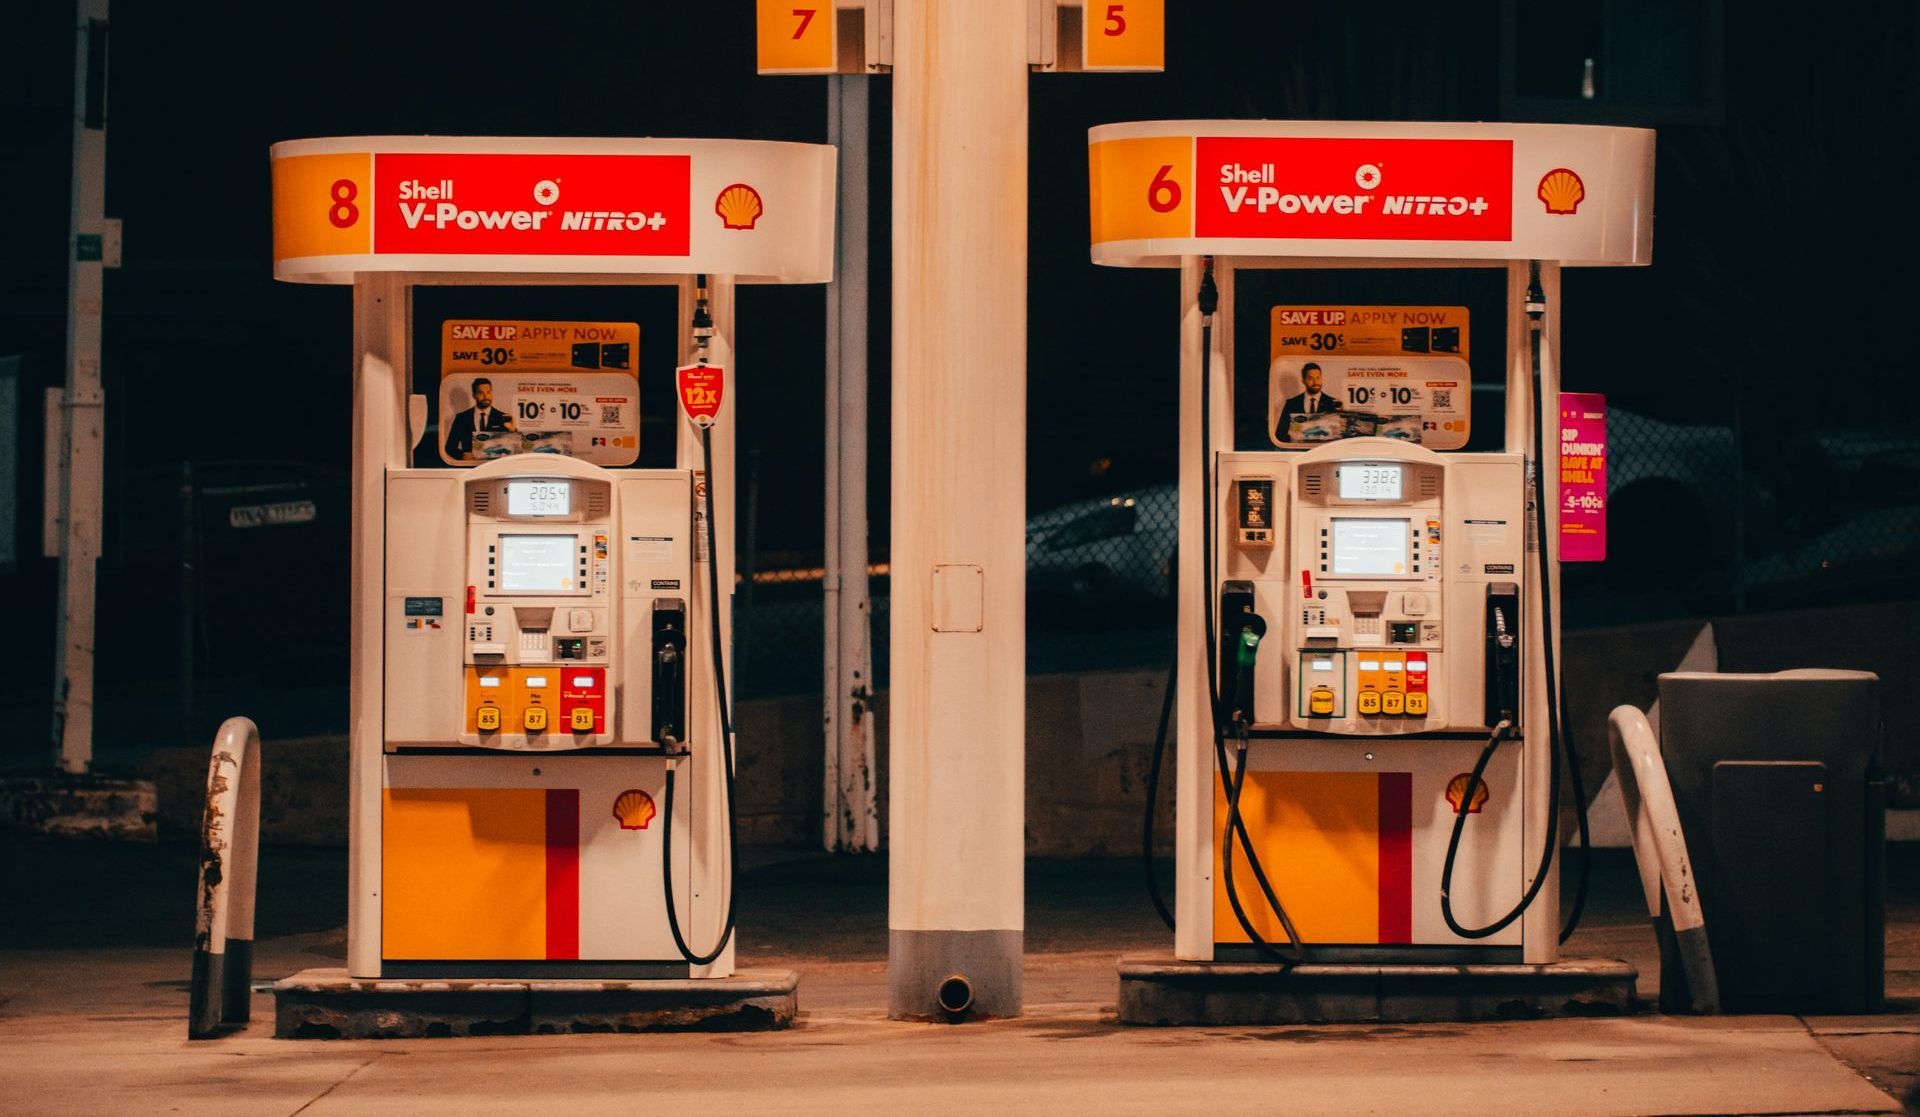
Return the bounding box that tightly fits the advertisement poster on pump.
[1268,305,1472,450]
[438,319,641,467]
[1558,392,1607,562]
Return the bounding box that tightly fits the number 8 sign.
[272,151,373,262]
[1082,0,1164,72]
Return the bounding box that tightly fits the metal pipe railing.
[1607,704,1720,1013]
[189,716,261,1039]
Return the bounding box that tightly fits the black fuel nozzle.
[1198,255,1219,319]
[692,273,714,353]
[652,599,689,751]
[1230,614,1266,736]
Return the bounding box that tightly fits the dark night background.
[3,1,1917,766]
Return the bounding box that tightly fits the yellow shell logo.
[715,183,764,230]
[612,789,657,830]
[1445,773,1489,815]
[1537,168,1585,215]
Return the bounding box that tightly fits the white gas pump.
[1089,121,1655,969]
[268,136,834,982]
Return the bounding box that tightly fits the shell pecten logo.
[613,788,657,830]
[1537,167,1585,215]
[716,183,764,230]
[1445,773,1490,815]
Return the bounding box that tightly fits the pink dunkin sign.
[1559,392,1607,562]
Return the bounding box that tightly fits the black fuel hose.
[1438,262,1591,943]
[662,421,739,966]
[1196,258,1306,964]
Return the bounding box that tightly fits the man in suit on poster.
[444,377,517,460]
[1276,362,1341,442]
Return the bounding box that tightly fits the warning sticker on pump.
[1269,306,1470,451]
[438,320,639,467]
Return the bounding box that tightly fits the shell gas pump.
[268,136,835,983]
[1088,120,1656,971]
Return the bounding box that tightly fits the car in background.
[1026,485,1178,610]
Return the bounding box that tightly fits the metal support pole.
[1506,260,1564,964]
[824,73,878,853]
[178,460,196,735]
[677,274,739,978]
[1172,257,1235,959]
[888,0,1027,1020]
[51,0,110,774]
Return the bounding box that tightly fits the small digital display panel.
[507,480,571,517]
[1338,463,1403,501]
[403,596,443,617]
[498,534,577,593]
[1331,518,1411,577]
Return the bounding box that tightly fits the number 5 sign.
[1083,0,1163,72]
[757,0,836,74]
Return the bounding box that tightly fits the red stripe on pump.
[545,789,580,960]
[1377,773,1413,944]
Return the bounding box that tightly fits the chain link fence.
[734,401,1920,696]
[76,408,1914,717]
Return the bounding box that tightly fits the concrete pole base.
[0,775,156,841]
[1118,955,1637,1025]
[888,929,1023,1021]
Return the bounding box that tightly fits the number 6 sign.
[1082,0,1164,72]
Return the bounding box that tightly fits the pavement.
[1,840,1915,1116]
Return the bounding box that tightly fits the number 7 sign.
[1082,0,1164,72]
[757,0,837,74]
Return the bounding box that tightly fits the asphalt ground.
[1,839,1915,1115]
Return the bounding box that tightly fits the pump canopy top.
[1087,120,1653,268]
[271,136,836,285]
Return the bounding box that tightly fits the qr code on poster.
[1430,389,1453,410]
[600,405,622,426]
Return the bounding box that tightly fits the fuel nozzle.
[691,273,714,355]
[1230,613,1267,736]
[1236,617,1266,668]
[1198,255,1219,320]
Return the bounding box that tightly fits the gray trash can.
[1657,669,1885,1014]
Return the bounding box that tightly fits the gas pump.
[267,136,834,987]
[1088,120,1655,976]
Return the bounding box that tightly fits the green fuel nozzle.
[1236,625,1262,669]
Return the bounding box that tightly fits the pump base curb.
[0,775,156,841]
[1117,956,1636,1025]
[272,967,797,1038]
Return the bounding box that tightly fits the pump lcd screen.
[1338,463,1402,501]
[507,480,571,517]
[1331,518,1410,576]
[499,534,576,592]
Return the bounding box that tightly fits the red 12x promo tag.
[677,362,724,428]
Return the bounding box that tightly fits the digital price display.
[507,480,571,517]
[1338,463,1402,501]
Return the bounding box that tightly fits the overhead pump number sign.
[1087,121,1657,267]
[756,0,836,73]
